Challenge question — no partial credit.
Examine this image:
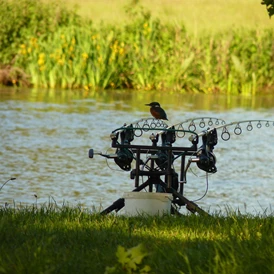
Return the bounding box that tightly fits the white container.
[123,192,173,216]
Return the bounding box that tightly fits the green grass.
[0,205,273,273]
[65,0,274,35]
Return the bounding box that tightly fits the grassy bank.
[1,0,274,94]
[65,0,274,34]
[0,205,273,273]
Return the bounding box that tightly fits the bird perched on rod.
[145,102,168,120]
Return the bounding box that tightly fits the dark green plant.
[262,0,274,17]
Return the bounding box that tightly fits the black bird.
[145,102,168,120]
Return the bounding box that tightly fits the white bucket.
[123,192,173,216]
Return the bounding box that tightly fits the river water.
[1,87,274,215]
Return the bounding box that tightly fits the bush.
[0,0,81,64]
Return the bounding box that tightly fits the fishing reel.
[112,125,134,171]
[89,126,134,171]
[88,147,133,171]
[114,148,134,171]
[154,128,176,170]
[196,128,217,173]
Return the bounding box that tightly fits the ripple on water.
[1,91,274,215]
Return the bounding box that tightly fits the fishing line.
[192,172,209,202]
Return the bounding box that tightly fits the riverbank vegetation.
[1,0,274,94]
[0,205,273,273]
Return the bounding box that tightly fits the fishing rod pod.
[89,117,274,215]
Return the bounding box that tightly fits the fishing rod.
[188,119,274,142]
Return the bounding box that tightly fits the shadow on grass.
[0,206,273,273]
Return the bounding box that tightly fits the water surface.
[1,88,274,215]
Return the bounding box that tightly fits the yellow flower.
[143,23,148,28]
[98,56,102,63]
[19,49,27,55]
[119,48,124,55]
[38,59,44,66]
[145,83,152,90]
[96,45,100,51]
[39,53,45,59]
[82,52,88,60]
[58,59,64,65]
[38,53,45,65]
[84,85,89,91]
[19,44,27,55]
[29,38,38,49]
[30,37,37,44]
[71,38,76,45]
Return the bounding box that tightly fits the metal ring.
[157,121,164,127]
[134,129,143,137]
[176,131,186,138]
[234,125,242,135]
[257,121,262,128]
[177,124,186,138]
[188,121,196,131]
[247,122,253,131]
[199,120,205,128]
[142,122,150,132]
[221,127,230,141]
[208,119,213,126]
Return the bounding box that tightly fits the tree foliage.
[262,0,274,17]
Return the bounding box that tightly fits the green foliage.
[0,0,81,64]
[1,0,274,94]
[262,0,274,17]
[105,244,151,274]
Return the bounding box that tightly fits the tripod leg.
[172,190,209,216]
[100,198,124,215]
[100,179,153,215]
[157,181,209,216]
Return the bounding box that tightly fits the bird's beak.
[145,104,150,106]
